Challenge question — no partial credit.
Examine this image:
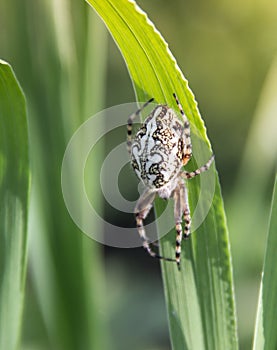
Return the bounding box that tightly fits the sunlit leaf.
[253,175,277,350]
[0,59,30,350]
[86,1,238,349]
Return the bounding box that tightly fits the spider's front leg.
[135,187,175,262]
[173,182,191,270]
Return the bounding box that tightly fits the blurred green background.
[1,0,277,349]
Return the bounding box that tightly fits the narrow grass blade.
[24,4,109,349]
[0,60,30,350]
[228,55,277,265]
[86,1,238,349]
[227,55,277,345]
[253,175,277,350]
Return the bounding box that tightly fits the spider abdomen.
[127,93,214,269]
[131,105,185,190]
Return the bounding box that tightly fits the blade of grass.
[228,55,277,273]
[227,55,277,346]
[25,2,109,348]
[81,9,109,349]
[253,174,277,350]
[86,1,238,349]
[0,60,30,350]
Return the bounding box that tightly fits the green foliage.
[253,175,277,350]
[1,3,109,349]
[1,0,276,348]
[87,1,238,349]
[24,8,109,350]
[0,60,30,350]
[226,55,277,347]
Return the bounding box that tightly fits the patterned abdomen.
[131,105,184,189]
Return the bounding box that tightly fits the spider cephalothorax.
[127,93,214,270]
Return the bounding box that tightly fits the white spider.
[127,93,214,270]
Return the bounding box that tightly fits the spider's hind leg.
[182,154,215,180]
[173,93,192,164]
[127,97,154,155]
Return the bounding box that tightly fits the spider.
[127,93,214,270]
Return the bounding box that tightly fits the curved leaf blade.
[86,1,238,349]
[0,60,30,349]
[253,175,277,350]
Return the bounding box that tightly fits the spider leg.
[135,187,175,262]
[173,154,214,270]
[181,154,215,180]
[173,93,192,164]
[173,182,191,270]
[182,186,191,240]
[127,97,154,155]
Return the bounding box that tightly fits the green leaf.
[23,6,109,349]
[0,60,30,349]
[253,175,277,350]
[86,1,238,348]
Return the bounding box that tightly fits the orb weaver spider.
[127,93,214,270]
